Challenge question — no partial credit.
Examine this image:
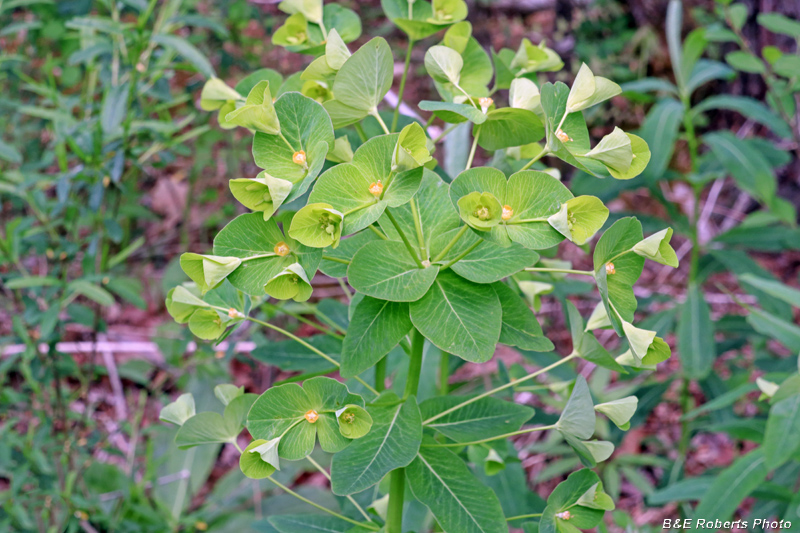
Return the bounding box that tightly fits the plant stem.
[322,255,350,265]
[386,468,406,533]
[372,109,391,135]
[519,148,550,171]
[422,425,555,447]
[424,353,577,425]
[244,315,379,396]
[368,224,388,240]
[263,303,343,340]
[375,357,386,392]
[441,240,481,270]
[465,129,481,170]
[404,328,424,398]
[525,267,594,276]
[385,210,424,268]
[391,39,415,133]
[432,123,460,144]
[355,122,368,142]
[306,456,374,524]
[507,513,543,521]
[409,198,427,260]
[267,477,380,531]
[432,225,468,262]
[439,351,449,395]
[279,131,296,153]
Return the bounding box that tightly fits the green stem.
[409,198,427,260]
[267,477,380,531]
[507,513,543,522]
[355,122,368,143]
[432,225,468,262]
[263,303,343,340]
[322,255,350,265]
[391,39,415,133]
[465,129,481,170]
[525,267,594,276]
[385,210,424,268]
[307,456,374,524]
[440,240,481,270]
[279,131,297,153]
[232,440,244,453]
[241,252,278,262]
[368,224,388,240]
[404,329,424,398]
[424,353,577,425]
[375,357,386,392]
[244,315,379,396]
[372,109,390,135]
[439,351,449,395]
[432,123,460,144]
[422,425,555,448]
[386,468,406,533]
[519,148,550,171]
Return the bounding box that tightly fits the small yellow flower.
[605,262,616,275]
[227,308,241,319]
[292,150,307,166]
[556,511,572,520]
[369,181,383,196]
[195,521,209,531]
[479,97,493,113]
[304,409,319,423]
[274,241,290,256]
[501,205,513,220]
[556,128,572,143]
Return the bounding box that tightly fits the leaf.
[763,393,800,469]
[0,139,22,163]
[348,240,439,302]
[175,412,240,449]
[151,34,214,78]
[336,404,373,438]
[565,63,621,113]
[704,132,779,208]
[393,123,433,171]
[546,196,608,245]
[632,228,678,267]
[410,271,502,363]
[594,397,637,430]
[540,470,607,533]
[419,100,487,124]
[725,51,765,74]
[5,276,61,289]
[692,95,792,139]
[420,396,534,442]
[565,301,625,372]
[757,12,800,37]
[269,515,372,533]
[67,280,115,306]
[341,297,413,377]
[252,92,334,197]
[457,191,503,231]
[425,45,463,85]
[666,0,685,89]
[160,393,196,426]
[229,172,292,221]
[331,393,422,495]
[687,450,767,533]
[407,445,507,533]
[240,439,278,479]
[747,309,800,353]
[493,282,554,352]
[431,229,539,284]
[251,335,340,373]
[678,283,716,380]
[319,230,378,278]
[639,99,683,182]
[265,263,314,302]
[739,274,800,308]
[101,82,129,135]
[686,59,734,94]
[556,376,595,440]
[214,384,244,406]
[475,107,546,151]
[180,253,242,295]
[214,213,320,295]
[224,80,281,134]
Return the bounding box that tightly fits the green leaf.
[449,167,574,250]
[509,77,541,112]
[431,229,539,284]
[251,335,340,373]
[493,282,554,352]
[594,397,637,430]
[692,95,793,139]
[510,38,563,74]
[159,393,196,426]
[678,283,715,380]
[739,274,800,308]
[747,308,800,353]
[240,439,278,479]
[565,63,621,113]
[348,240,439,302]
[252,92,334,197]
[5,276,61,289]
[410,271,502,363]
[331,393,422,495]
[165,285,208,323]
[556,376,595,440]
[188,308,228,340]
[214,384,244,406]
[229,172,292,221]
[214,213,320,295]
[269,515,372,533]
[393,123,433,171]
[247,377,364,460]
[319,230,378,278]
[419,100,487,124]
[546,195,608,245]
[101,82,129,134]
[341,297,413,377]
[540,469,605,533]
[582,127,632,173]
[175,411,240,449]
[0,139,22,163]
[632,228,678,267]
[323,37,393,127]
[687,450,767,533]
[407,444,507,533]
[757,12,800,37]
[336,404,373,439]
[289,203,344,249]
[67,280,115,307]
[457,191,503,230]
[152,34,214,78]
[565,301,626,373]
[180,253,242,295]
[639,99,683,182]
[224,80,281,134]
[763,393,800,469]
[475,107,546,151]
[420,396,534,442]
[725,51,765,74]
[265,263,314,302]
[686,59,734,94]
[279,0,323,23]
[425,45,463,85]
[381,0,465,40]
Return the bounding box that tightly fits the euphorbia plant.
[161,1,679,531]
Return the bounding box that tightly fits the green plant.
[158,1,685,531]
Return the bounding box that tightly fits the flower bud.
[479,97,493,114]
[304,409,319,423]
[501,205,513,220]
[292,150,307,166]
[369,181,383,196]
[556,511,572,520]
[556,128,572,143]
[605,262,615,275]
[274,241,290,256]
